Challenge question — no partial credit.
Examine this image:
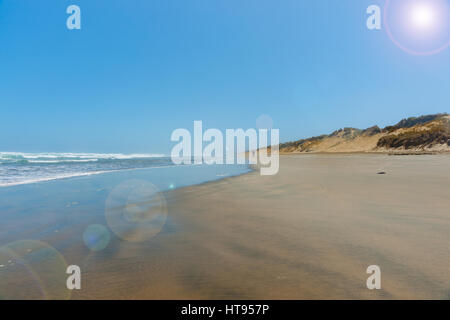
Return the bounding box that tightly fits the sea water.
[0,152,251,242]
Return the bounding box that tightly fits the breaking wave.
[0,152,172,187]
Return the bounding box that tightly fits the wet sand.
[2,154,449,299]
[71,154,449,299]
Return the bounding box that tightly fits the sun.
[384,0,450,55]
[409,3,436,30]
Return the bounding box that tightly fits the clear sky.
[0,0,449,154]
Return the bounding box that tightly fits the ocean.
[0,152,176,187]
[0,151,251,246]
[0,152,252,188]
[0,152,251,235]
[0,152,252,299]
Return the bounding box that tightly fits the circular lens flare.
[83,224,111,251]
[384,0,450,55]
[105,180,167,242]
[256,114,274,130]
[0,240,70,300]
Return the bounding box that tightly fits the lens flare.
[256,114,274,130]
[0,240,70,300]
[410,4,435,30]
[384,0,450,55]
[105,179,167,242]
[83,224,111,251]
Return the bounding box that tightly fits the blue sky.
[0,0,449,154]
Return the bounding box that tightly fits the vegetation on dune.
[377,124,450,149]
[277,113,450,153]
[382,113,447,133]
[279,135,327,151]
[361,126,381,136]
[329,127,361,138]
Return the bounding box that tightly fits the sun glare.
[409,4,436,30]
[385,0,450,54]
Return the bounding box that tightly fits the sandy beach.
[67,154,449,299]
[2,0,449,306]
[1,154,449,299]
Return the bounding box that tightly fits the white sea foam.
[0,152,171,187]
[27,159,99,164]
[0,152,166,161]
[0,170,110,187]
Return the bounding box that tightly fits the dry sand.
[69,154,450,299]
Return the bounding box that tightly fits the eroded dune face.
[280,113,450,153]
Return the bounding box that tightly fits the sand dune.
[280,113,450,154]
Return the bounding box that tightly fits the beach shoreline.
[1,154,449,299]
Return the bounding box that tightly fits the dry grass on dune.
[279,113,450,154]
